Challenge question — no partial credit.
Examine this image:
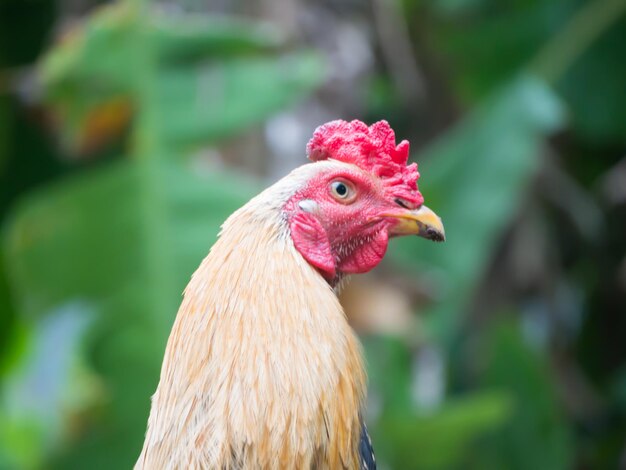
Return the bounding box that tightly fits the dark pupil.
[335,183,347,196]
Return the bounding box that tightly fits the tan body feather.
[136,163,367,470]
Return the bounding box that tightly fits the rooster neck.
[137,171,367,470]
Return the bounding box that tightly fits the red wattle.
[338,229,389,274]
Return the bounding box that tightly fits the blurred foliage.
[428,0,626,141]
[1,0,625,468]
[1,1,318,468]
[478,321,573,470]
[388,75,564,344]
[2,163,259,468]
[40,2,322,154]
[377,390,512,469]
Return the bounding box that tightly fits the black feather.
[359,421,376,470]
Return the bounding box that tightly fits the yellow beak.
[383,205,445,242]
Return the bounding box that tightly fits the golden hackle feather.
[136,162,367,470]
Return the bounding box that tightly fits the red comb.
[306,120,423,206]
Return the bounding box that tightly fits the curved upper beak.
[382,205,445,242]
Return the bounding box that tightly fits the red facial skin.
[285,166,418,281]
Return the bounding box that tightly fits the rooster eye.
[330,180,355,202]
[333,182,348,196]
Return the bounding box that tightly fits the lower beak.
[383,205,445,242]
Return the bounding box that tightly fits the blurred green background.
[1,0,625,468]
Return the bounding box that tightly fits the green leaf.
[152,14,283,62]
[363,336,414,413]
[39,4,136,93]
[39,4,282,93]
[387,76,564,344]
[0,96,9,175]
[0,251,18,373]
[429,0,626,141]
[557,15,626,142]
[2,160,259,468]
[156,52,324,145]
[430,0,575,100]
[375,390,512,469]
[476,320,573,470]
[37,4,322,154]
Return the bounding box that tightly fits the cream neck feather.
[136,163,366,470]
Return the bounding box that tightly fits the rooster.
[136,120,445,469]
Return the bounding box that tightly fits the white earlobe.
[298,199,319,213]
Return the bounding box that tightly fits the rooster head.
[284,119,444,281]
